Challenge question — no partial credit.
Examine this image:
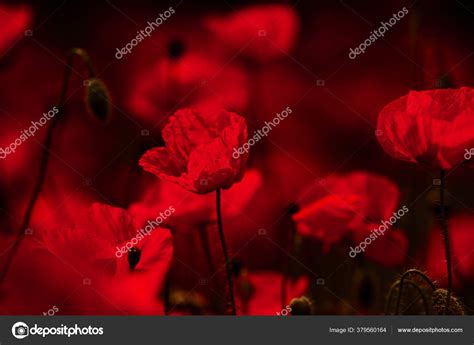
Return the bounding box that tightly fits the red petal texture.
[139,107,248,194]
[377,87,474,169]
[293,171,401,252]
[35,203,173,314]
[129,169,262,232]
[205,4,299,61]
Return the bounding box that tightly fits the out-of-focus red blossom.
[236,271,309,315]
[139,107,248,194]
[353,225,408,267]
[31,203,173,314]
[377,87,474,170]
[0,5,31,55]
[293,172,407,266]
[426,214,474,287]
[205,5,299,61]
[129,52,248,123]
[129,169,262,232]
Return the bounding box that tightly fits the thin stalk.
[439,170,452,314]
[216,188,236,315]
[395,269,436,314]
[281,217,296,309]
[0,48,96,284]
[386,279,429,315]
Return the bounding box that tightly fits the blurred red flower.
[36,203,173,314]
[236,271,309,315]
[129,52,249,123]
[426,214,474,287]
[139,107,248,194]
[353,225,408,267]
[0,5,31,55]
[129,169,262,232]
[293,172,400,248]
[205,4,299,61]
[377,87,474,169]
[293,172,408,266]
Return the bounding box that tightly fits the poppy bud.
[127,247,141,270]
[85,78,110,122]
[289,296,313,315]
[431,289,464,315]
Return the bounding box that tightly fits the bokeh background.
[0,0,473,315]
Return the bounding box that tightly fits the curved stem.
[395,269,436,314]
[0,48,97,284]
[387,279,429,315]
[216,188,236,315]
[438,170,452,314]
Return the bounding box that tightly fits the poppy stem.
[439,169,452,314]
[216,188,236,315]
[281,215,296,309]
[0,48,97,284]
[386,279,429,315]
[395,269,436,314]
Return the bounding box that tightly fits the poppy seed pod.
[431,289,464,315]
[85,78,110,122]
[289,296,313,315]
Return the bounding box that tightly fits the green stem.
[0,48,96,284]
[216,188,236,315]
[439,170,452,314]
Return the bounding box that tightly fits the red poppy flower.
[0,5,31,55]
[377,87,474,169]
[426,214,474,287]
[129,169,262,232]
[205,4,299,61]
[235,271,309,315]
[129,52,249,123]
[293,172,401,250]
[35,203,173,314]
[139,107,248,194]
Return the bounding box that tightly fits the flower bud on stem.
[0,48,102,284]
